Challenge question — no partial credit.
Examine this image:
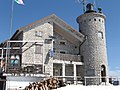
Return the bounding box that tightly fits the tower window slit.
[98,31,103,39]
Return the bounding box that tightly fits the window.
[34,64,43,73]
[60,42,65,45]
[59,40,66,45]
[94,19,96,21]
[60,51,66,54]
[99,19,101,22]
[45,39,52,44]
[81,56,84,62]
[86,69,95,76]
[75,46,77,49]
[89,19,91,21]
[10,59,19,67]
[53,48,56,52]
[98,31,103,39]
[35,31,42,37]
[35,44,42,54]
[53,41,55,44]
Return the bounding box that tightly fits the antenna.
[75,0,81,3]
[76,0,87,13]
[93,0,102,12]
[82,0,87,12]
[93,0,97,9]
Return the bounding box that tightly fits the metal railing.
[1,76,120,90]
[84,76,120,86]
[0,76,83,90]
[53,76,83,85]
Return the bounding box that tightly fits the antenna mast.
[76,0,98,13]
[81,0,87,13]
[93,0,97,9]
[76,0,87,13]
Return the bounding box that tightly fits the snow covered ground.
[56,85,120,90]
[6,81,120,90]
[4,75,120,90]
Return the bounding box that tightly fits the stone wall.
[22,21,54,75]
[12,18,83,76]
[77,12,108,85]
[53,32,79,55]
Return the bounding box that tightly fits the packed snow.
[56,85,120,90]
[6,81,120,90]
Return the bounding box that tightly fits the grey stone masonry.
[22,21,54,75]
[77,12,108,85]
[53,32,79,55]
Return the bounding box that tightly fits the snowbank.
[56,85,120,90]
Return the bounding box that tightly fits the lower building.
[0,14,85,84]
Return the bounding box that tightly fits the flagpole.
[10,0,14,38]
[5,0,14,72]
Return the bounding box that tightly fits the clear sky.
[0,0,120,76]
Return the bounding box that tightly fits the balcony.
[53,53,82,62]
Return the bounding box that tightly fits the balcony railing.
[53,53,82,62]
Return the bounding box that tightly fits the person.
[0,59,6,90]
[0,59,5,76]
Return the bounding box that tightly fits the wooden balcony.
[53,53,82,62]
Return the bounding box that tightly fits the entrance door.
[101,65,106,82]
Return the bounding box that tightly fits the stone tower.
[77,3,108,85]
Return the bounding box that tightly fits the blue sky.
[0,0,120,76]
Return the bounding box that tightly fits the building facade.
[0,3,108,85]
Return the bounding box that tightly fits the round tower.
[77,3,108,85]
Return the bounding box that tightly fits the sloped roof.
[11,14,85,42]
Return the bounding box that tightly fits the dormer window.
[35,31,42,37]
